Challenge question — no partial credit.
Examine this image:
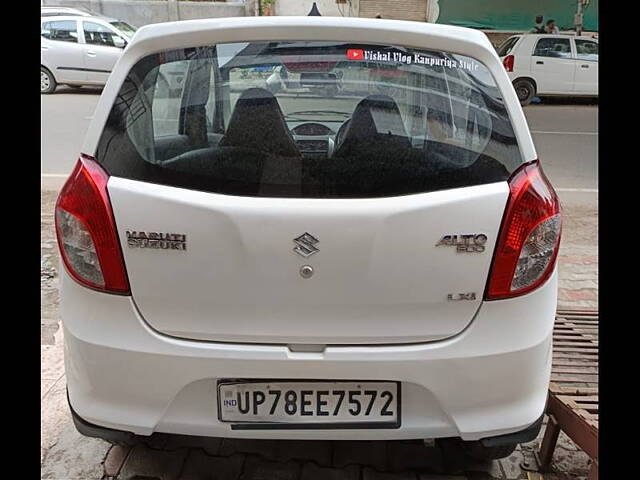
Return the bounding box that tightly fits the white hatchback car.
[55,17,560,461]
[498,34,598,105]
[41,15,137,93]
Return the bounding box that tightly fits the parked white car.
[497,34,598,105]
[55,17,560,461]
[41,15,137,93]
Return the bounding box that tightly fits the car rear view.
[56,17,560,459]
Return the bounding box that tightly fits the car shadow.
[52,86,104,95]
[527,96,598,106]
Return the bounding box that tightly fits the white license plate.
[218,381,399,427]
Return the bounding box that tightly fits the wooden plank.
[546,394,598,459]
[539,413,560,470]
[587,460,598,480]
[552,335,598,341]
[557,395,598,403]
[552,367,597,374]
[553,353,598,360]
[553,347,598,353]
[550,374,598,383]
[552,359,598,366]
[553,341,598,347]
[541,311,599,475]
[549,385,598,395]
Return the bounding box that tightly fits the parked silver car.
[41,15,137,93]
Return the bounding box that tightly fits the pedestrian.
[530,15,545,33]
[545,19,559,34]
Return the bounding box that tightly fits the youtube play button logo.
[347,49,364,60]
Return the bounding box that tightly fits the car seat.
[219,88,299,157]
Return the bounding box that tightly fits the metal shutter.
[359,0,427,22]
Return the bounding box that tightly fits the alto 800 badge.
[436,234,487,253]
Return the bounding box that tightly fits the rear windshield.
[97,41,522,198]
[497,37,519,57]
[110,21,137,37]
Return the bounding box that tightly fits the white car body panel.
[501,34,598,96]
[109,178,508,344]
[530,53,575,94]
[79,19,126,84]
[573,53,598,94]
[62,266,556,440]
[59,17,558,442]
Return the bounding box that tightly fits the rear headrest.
[347,94,410,142]
[219,88,299,157]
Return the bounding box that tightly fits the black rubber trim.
[67,391,141,444]
[479,412,545,447]
[57,66,112,73]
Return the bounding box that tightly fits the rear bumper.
[62,268,556,441]
[69,391,544,447]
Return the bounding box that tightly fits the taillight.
[485,161,561,300]
[503,54,514,72]
[55,155,130,295]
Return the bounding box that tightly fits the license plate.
[217,380,400,428]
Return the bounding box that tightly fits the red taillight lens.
[485,161,561,300]
[503,54,514,72]
[55,155,130,294]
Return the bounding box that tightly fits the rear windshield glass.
[496,37,519,57]
[110,21,137,37]
[97,41,522,198]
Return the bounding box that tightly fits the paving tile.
[104,445,132,477]
[240,457,300,480]
[387,441,444,473]
[362,467,417,480]
[219,439,278,460]
[119,444,188,480]
[498,450,525,479]
[40,379,110,480]
[332,441,387,471]
[275,440,333,466]
[162,435,222,455]
[179,451,244,480]
[463,460,503,479]
[300,462,359,480]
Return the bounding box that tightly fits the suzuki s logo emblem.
[293,232,319,258]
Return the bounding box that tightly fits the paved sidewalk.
[41,191,596,480]
[556,203,598,310]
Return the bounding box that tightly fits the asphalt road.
[41,87,597,206]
